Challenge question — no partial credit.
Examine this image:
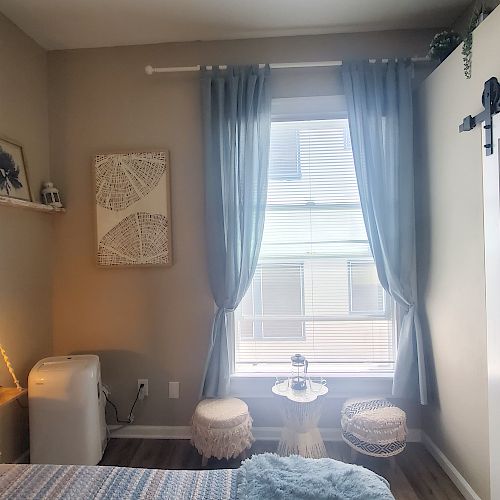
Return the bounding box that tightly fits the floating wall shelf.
[0,196,65,214]
[0,387,27,408]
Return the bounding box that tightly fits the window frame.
[231,96,397,379]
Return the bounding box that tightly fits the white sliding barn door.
[483,113,500,500]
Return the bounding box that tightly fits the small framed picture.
[0,137,32,201]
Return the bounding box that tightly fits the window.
[239,263,305,340]
[348,261,386,315]
[269,127,301,180]
[234,101,396,375]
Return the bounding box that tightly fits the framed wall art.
[94,151,172,267]
[0,137,32,202]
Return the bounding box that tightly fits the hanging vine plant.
[462,10,478,79]
[462,5,491,79]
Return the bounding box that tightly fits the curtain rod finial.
[145,65,154,75]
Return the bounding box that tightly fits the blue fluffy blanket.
[237,453,394,500]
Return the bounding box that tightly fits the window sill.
[231,371,394,378]
[230,373,394,399]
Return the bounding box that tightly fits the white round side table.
[272,380,328,458]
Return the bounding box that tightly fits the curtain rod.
[144,57,431,75]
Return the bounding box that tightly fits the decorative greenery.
[0,147,22,196]
[462,9,481,79]
[428,31,462,62]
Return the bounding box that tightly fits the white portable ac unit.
[28,355,107,465]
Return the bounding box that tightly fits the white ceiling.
[0,0,470,50]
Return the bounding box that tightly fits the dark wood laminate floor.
[100,439,464,500]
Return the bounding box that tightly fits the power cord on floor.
[13,383,143,423]
[103,384,144,425]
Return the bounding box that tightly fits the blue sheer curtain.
[200,65,272,397]
[342,60,427,404]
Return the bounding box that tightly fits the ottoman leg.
[201,455,209,467]
[389,456,397,470]
[350,448,358,463]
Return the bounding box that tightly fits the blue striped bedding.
[0,464,238,499]
[0,456,395,499]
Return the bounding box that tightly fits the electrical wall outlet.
[168,381,180,399]
[138,379,148,400]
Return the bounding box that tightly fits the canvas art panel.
[0,138,32,201]
[94,151,172,267]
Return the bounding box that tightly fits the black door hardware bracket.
[459,77,500,156]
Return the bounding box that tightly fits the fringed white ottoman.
[341,398,407,461]
[191,398,254,466]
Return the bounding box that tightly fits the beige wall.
[48,29,435,430]
[415,7,500,499]
[0,13,52,462]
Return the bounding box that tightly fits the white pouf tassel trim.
[191,398,254,460]
[341,398,407,458]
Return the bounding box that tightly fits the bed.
[0,464,237,499]
[0,454,395,499]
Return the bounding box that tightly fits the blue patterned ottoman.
[341,398,407,458]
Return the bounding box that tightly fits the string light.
[0,345,21,390]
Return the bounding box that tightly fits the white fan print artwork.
[94,151,172,267]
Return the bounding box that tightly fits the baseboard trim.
[109,425,191,439]
[109,425,421,443]
[421,433,481,500]
[250,427,421,442]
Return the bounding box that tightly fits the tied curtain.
[201,65,272,398]
[342,60,428,404]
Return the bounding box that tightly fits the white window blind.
[235,116,396,374]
